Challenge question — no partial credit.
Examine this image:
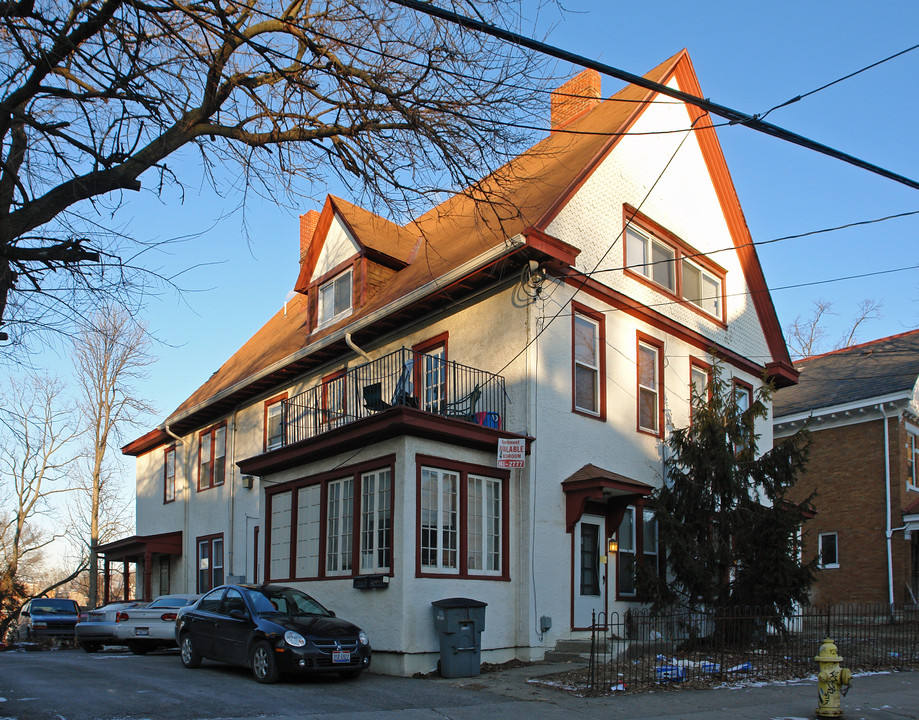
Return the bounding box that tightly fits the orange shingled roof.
[162,50,717,427]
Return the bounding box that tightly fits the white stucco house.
[110,50,797,675]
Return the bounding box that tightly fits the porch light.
[608,536,619,554]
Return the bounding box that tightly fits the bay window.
[265,458,394,582]
[418,457,509,579]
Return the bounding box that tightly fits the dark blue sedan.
[175,584,371,683]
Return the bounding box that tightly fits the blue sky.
[34,1,919,432]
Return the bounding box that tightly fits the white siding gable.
[546,77,770,363]
[312,214,360,281]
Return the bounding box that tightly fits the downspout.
[880,403,896,610]
[228,406,239,581]
[166,424,190,593]
[345,332,373,363]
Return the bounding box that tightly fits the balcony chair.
[443,384,482,422]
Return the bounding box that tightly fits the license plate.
[135,628,149,636]
[332,651,350,663]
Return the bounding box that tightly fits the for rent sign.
[497,438,526,468]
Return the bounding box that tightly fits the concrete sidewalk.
[434,663,919,720]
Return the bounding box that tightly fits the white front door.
[573,514,606,628]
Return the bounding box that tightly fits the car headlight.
[358,631,369,646]
[284,630,306,647]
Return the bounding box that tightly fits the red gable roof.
[126,50,793,450]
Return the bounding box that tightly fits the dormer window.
[318,268,353,326]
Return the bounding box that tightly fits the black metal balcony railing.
[280,348,507,447]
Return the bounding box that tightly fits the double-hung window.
[690,360,712,417]
[318,269,352,326]
[617,507,637,597]
[733,380,754,452]
[908,432,919,490]
[164,447,176,503]
[572,304,605,418]
[616,507,660,599]
[197,534,224,592]
[637,336,663,435]
[418,458,508,578]
[265,394,286,451]
[818,532,839,569]
[198,424,226,491]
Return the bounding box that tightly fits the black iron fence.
[282,347,506,446]
[585,604,919,694]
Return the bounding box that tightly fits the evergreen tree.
[638,363,814,619]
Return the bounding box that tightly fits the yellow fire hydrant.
[815,638,852,718]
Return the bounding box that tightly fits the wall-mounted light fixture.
[608,535,619,554]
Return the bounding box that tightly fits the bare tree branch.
[0,0,549,348]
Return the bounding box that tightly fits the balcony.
[280,348,506,447]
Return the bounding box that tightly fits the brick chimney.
[299,210,320,264]
[550,69,601,131]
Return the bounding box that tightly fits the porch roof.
[96,531,183,563]
[561,464,655,532]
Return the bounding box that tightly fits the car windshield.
[244,587,331,618]
[148,597,194,608]
[31,600,77,614]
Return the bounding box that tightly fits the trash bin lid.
[431,597,487,609]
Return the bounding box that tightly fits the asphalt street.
[0,647,916,720]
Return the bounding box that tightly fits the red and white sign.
[497,438,526,468]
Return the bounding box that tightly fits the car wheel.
[339,669,362,680]
[80,642,102,653]
[180,634,202,668]
[250,641,279,684]
[127,641,149,655]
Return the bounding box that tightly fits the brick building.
[774,330,919,607]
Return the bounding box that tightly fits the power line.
[558,261,919,318]
[583,208,919,280]
[759,41,919,120]
[387,0,919,192]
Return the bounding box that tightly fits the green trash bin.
[431,598,487,678]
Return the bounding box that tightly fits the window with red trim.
[317,268,353,326]
[637,335,663,435]
[265,458,394,582]
[417,456,509,579]
[196,534,224,592]
[164,446,176,503]
[264,393,287,452]
[690,359,712,418]
[413,335,448,413]
[198,423,226,491]
[572,304,605,418]
[624,209,726,322]
[732,379,754,452]
[321,371,347,429]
